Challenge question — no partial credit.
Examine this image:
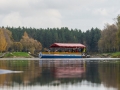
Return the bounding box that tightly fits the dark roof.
[50,43,86,48]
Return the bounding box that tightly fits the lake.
[0,58,120,90]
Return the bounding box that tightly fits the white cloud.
[0,0,29,9]
[2,12,22,27]
[93,8,108,16]
[1,9,62,28]
[0,0,120,31]
[22,9,62,28]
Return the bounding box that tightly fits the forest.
[0,15,120,54]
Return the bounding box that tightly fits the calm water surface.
[0,58,120,90]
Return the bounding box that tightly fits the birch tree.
[98,24,118,52]
[116,15,120,50]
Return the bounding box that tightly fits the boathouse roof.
[50,43,86,48]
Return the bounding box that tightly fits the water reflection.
[98,61,120,89]
[0,69,23,74]
[0,59,119,90]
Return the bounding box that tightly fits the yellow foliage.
[22,31,29,38]
[0,29,7,52]
[13,42,23,51]
[20,31,42,53]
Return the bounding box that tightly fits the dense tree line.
[3,27,101,52]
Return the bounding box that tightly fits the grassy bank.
[111,52,120,58]
[92,52,120,58]
[3,52,33,58]
[101,52,120,58]
[2,51,120,58]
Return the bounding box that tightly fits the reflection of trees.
[85,61,101,84]
[0,61,12,86]
[0,60,102,87]
[0,60,87,86]
[3,60,120,88]
[98,61,120,89]
[0,60,42,86]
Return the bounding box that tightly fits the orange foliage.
[20,31,42,53]
[0,29,7,52]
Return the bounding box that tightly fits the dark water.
[0,58,120,90]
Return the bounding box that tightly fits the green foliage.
[12,52,30,56]
[111,52,120,58]
[0,53,3,56]
[84,28,101,52]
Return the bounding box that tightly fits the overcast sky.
[0,0,120,31]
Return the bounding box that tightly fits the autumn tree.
[116,15,120,51]
[0,29,7,52]
[98,24,118,52]
[33,40,42,53]
[20,31,42,54]
[2,29,13,51]
[12,42,23,52]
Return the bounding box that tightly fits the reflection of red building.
[53,61,86,78]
